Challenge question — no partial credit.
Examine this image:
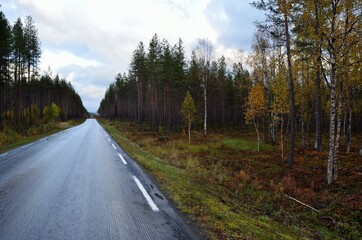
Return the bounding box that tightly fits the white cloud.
[40,49,103,72]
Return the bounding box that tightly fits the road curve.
[0,119,201,240]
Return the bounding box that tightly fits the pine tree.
[24,15,41,82]
[0,9,11,127]
[11,17,26,126]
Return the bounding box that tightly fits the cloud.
[206,0,264,51]
[40,49,103,72]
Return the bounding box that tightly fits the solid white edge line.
[21,143,33,149]
[117,153,127,165]
[112,143,116,149]
[0,153,8,157]
[132,176,159,212]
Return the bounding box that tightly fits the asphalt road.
[0,119,201,240]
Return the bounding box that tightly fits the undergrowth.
[100,120,362,239]
[0,120,84,153]
[99,120,362,239]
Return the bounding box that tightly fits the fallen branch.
[283,194,319,212]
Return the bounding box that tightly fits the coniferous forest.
[98,1,361,185]
[0,10,87,133]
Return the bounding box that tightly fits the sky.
[1,0,264,113]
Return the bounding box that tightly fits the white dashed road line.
[132,176,159,212]
[117,153,127,165]
[112,143,117,150]
[0,153,8,157]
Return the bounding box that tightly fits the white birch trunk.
[333,91,343,181]
[327,62,337,185]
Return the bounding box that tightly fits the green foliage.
[180,91,197,126]
[0,127,22,146]
[43,103,60,123]
[221,138,273,151]
[245,83,266,124]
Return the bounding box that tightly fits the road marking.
[117,153,127,165]
[132,176,159,212]
[0,153,8,157]
[40,138,46,141]
[112,143,117,149]
[108,138,111,142]
[21,143,33,149]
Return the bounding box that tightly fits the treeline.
[98,35,251,131]
[0,9,87,130]
[98,1,361,184]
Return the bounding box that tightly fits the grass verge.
[100,120,312,239]
[0,120,84,154]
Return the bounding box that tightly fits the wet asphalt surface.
[0,119,201,240]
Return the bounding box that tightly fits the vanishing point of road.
[0,119,201,240]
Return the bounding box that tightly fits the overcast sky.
[2,0,264,113]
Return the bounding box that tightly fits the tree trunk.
[327,62,336,185]
[301,106,305,147]
[333,91,343,181]
[271,112,276,144]
[283,6,296,167]
[281,116,284,159]
[314,0,322,151]
[188,121,191,143]
[254,118,260,152]
[203,80,207,136]
[346,104,352,153]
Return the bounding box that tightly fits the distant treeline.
[0,9,87,130]
[98,35,251,131]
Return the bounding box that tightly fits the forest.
[98,0,362,184]
[0,9,88,133]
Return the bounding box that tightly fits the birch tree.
[194,39,214,136]
[316,0,361,184]
[246,84,266,152]
[271,48,289,159]
[252,0,297,167]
